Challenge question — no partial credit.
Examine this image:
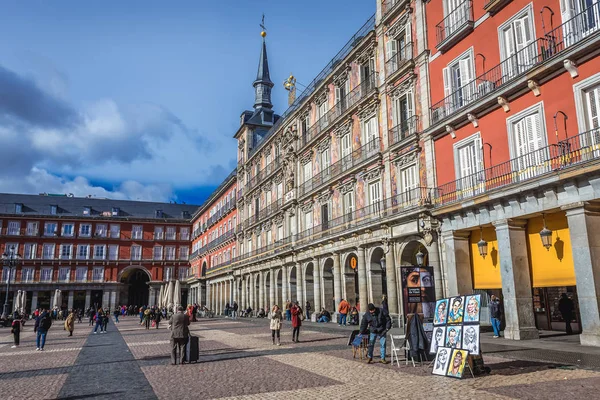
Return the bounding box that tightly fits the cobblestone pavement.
[2,316,600,399]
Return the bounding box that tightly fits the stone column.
[428,236,444,300]
[148,288,156,307]
[205,283,210,309]
[312,259,322,315]
[384,241,399,315]
[269,268,275,309]
[357,247,368,311]
[249,275,255,311]
[110,291,117,309]
[233,279,238,303]
[564,203,600,346]
[441,231,473,296]
[102,291,110,308]
[259,271,265,310]
[84,290,91,310]
[282,265,289,304]
[241,277,246,309]
[332,252,342,313]
[494,219,538,340]
[296,263,304,307]
[68,291,74,310]
[31,291,38,312]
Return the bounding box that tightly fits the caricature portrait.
[447,296,465,324]
[445,326,462,349]
[447,349,468,378]
[432,347,451,376]
[433,299,448,326]
[464,295,481,323]
[462,325,480,355]
[429,326,446,354]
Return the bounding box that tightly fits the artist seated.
[317,308,331,323]
[348,307,359,325]
[243,307,252,317]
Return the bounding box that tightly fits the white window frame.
[23,243,36,260]
[391,90,414,130]
[131,245,142,261]
[398,162,419,196]
[165,246,176,261]
[180,227,190,240]
[42,243,55,259]
[60,244,73,260]
[59,267,70,282]
[21,267,34,283]
[7,221,20,236]
[108,245,119,261]
[506,102,549,178]
[574,72,600,133]
[154,245,163,260]
[79,223,92,237]
[44,222,58,236]
[305,210,313,231]
[40,267,53,282]
[77,244,90,260]
[368,180,382,213]
[25,221,38,236]
[92,267,104,282]
[452,133,485,196]
[132,225,143,240]
[109,224,120,239]
[95,223,107,238]
[498,4,536,78]
[343,191,355,216]
[154,226,164,240]
[76,267,88,282]
[164,266,174,281]
[179,247,189,260]
[61,223,74,237]
[442,48,475,108]
[94,245,106,260]
[362,116,379,147]
[303,160,312,183]
[166,226,176,240]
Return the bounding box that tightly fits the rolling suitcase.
[185,334,199,363]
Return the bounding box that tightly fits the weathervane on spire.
[260,14,267,38]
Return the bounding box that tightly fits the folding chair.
[389,334,406,367]
[402,338,417,367]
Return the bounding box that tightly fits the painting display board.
[401,266,435,321]
[430,293,483,379]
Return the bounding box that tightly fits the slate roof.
[0,193,199,221]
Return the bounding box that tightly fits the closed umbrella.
[157,285,164,308]
[53,289,60,308]
[20,291,27,315]
[166,280,175,309]
[14,290,22,312]
[174,280,181,310]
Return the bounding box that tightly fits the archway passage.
[305,263,315,315]
[122,268,150,306]
[322,258,335,312]
[344,253,359,308]
[370,247,386,307]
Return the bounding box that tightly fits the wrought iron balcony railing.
[435,0,474,50]
[382,0,407,19]
[385,42,413,77]
[434,128,600,207]
[389,115,419,147]
[431,2,600,125]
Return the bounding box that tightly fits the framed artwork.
[433,299,449,326]
[429,326,446,354]
[462,325,480,355]
[401,266,436,319]
[464,294,481,323]
[447,296,465,324]
[432,347,451,376]
[445,325,462,349]
[447,349,469,378]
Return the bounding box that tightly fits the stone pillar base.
[504,327,539,340]
[580,332,600,347]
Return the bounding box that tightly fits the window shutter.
[586,87,600,129]
[392,96,400,127]
[513,118,528,157]
[473,136,483,173]
[459,58,473,100]
[407,91,414,121]
[342,134,351,157]
[442,67,451,98]
[405,23,412,50]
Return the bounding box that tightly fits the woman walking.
[270,305,282,346]
[154,309,162,329]
[11,311,22,348]
[291,301,303,343]
[65,309,75,337]
[143,309,152,329]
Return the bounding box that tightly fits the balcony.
[389,115,419,148]
[434,129,600,207]
[484,0,512,15]
[431,3,600,126]
[245,158,281,195]
[382,0,409,23]
[301,72,379,149]
[299,139,380,198]
[435,0,474,53]
[385,41,414,79]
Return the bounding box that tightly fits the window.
[44,222,58,236]
[305,210,313,230]
[50,205,57,215]
[500,6,536,78]
[386,24,411,73]
[7,221,20,235]
[76,267,87,282]
[59,267,70,282]
[165,246,176,260]
[23,243,36,259]
[21,267,34,283]
[561,0,600,45]
[180,227,190,241]
[2,267,15,283]
[232,246,237,259]
[94,245,105,260]
[178,267,189,280]
[62,223,74,237]
[15,203,23,213]
[153,246,163,260]
[341,133,352,166]
[509,107,547,179]
[131,245,142,260]
[247,239,252,254]
[321,148,330,175]
[303,161,312,183]
[41,267,53,282]
[368,180,382,213]
[95,224,107,238]
[112,207,120,216]
[154,226,164,240]
[25,221,38,236]
[277,182,283,199]
[257,233,262,249]
[362,116,379,148]
[79,224,92,237]
[92,267,104,282]
[300,114,310,142]
[453,134,484,197]
[391,91,414,132]
[132,225,143,240]
[110,224,120,239]
[164,266,174,281]
[344,191,355,216]
[318,101,328,128]
[267,230,272,245]
[4,243,17,256]
[60,244,73,260]
[266,190,272,206]
[83,206,91,216]
[108,245,119,261]
[278,225,284,242]
[443,49,474,110]
[398,163,419,201]
[42,243,55,259]
[179,247,189,260]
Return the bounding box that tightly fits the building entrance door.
[533,286,581,334]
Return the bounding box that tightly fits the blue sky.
[0,0,375,205]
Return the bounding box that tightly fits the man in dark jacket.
[360,303,392,364]
[489,295,502,338]
[36,310,52,351]
[558,293,575,334]
[169,306,190,365]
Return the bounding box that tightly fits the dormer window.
[155,209,163,218]
[83,206,91,216]
[50,205,57,215]
[15,203,23,214]
[112,207,120,216]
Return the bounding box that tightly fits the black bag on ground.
[185,334,199,363]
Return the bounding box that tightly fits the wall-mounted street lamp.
[477,227,488,258]
[380,257,386,271]
[415,248,425,267]
[540,214,553,250]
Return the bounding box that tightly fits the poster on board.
[401,266,435,320]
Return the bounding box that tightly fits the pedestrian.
[317,308,331,323]
[338,298,350,326]
[558,293,575,335]
[359,303,391,364]
[291,301,303,343]
[143,309,152,329]
[270,305,282,346]
[154,309,162,329]
[11,311,22,348]
[102,311,109,332]
[489,295,502,338]
[88,308,95,326]
[232,301,238,320]
[93,309,104,334]
[285,300,292,321]
[36,309,52,351]
[225,302,230,318]
[305,301,311,321]
[169,306,190,365]
[113,307,120,323]
[65,309,75,337]
[77,309,82,323]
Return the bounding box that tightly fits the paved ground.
[1,316,600,399]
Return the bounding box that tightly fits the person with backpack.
[36,309,52,351]
[143,309,152,329]
[93,309,104,334]
[11,311,23,348]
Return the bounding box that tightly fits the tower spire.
[253,14,274,111]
